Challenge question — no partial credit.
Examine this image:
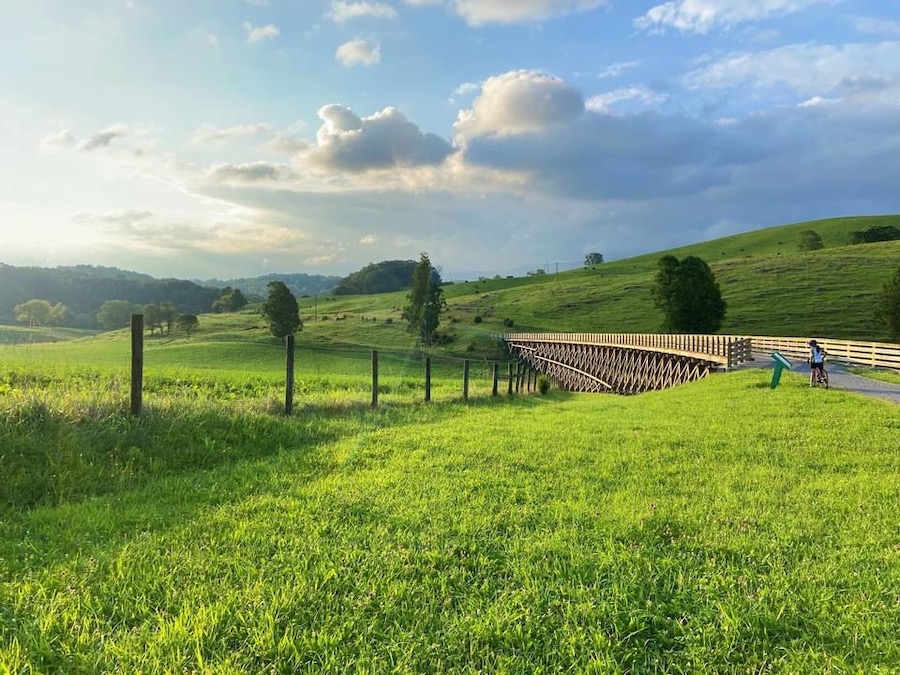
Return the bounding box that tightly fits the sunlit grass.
[848,367,900,385]
[2,363,899,671]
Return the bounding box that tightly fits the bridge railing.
[505,333,754,368]
[732,336,900,372]
[504,333,900,372]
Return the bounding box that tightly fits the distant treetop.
[334,260,440,296]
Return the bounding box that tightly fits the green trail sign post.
[771,351,793,389]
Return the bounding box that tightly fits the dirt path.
[738,352,900,404]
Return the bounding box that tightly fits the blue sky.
[2,0,898,280]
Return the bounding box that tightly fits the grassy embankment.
[2,364,899,671]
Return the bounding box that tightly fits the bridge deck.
[506,337,732,367]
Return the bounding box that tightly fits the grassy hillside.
[293,214,899,342]
[434,215,900,340]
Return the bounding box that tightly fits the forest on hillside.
[197,272,340,299]
[0,264,221,328]
[334,260,441,295]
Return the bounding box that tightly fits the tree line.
[0,264,220,328]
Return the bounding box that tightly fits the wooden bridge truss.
[504,333,752,395]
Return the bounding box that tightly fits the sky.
[2,0,899,281]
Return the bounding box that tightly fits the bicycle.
[810,361,829,388]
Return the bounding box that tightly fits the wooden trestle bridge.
[503,333,754,395]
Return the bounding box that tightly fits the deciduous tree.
[144,303,162,336]
[651,255,726,333]
[878,266,900,341]
[402,253,445,345]
[212,287,248,312]
[261,281,301,342]
[96,300,139,330]
[797,230,824,251]
[177,314,199,337]
[14,299,68,327]
[584,252,604,266]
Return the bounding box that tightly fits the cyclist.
[808,339,828,388]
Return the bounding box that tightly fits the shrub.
[473,315,483,324]
[537,375,551,395]
[503,318,514,328]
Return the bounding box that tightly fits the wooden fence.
[730,336,900,372]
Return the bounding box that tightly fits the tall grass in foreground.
[1,368,899,672]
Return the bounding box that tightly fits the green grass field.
[2,364,899,672]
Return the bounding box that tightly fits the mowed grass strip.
[2,369,899,672]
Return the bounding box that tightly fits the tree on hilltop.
[797,230,824,251]
[584,252,604,266]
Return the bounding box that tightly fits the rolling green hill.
[292,214,900,343]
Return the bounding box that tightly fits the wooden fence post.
[371,350,379,408]
[507,363,514,395]
[492,363,499,397]
[463,360,470,401]
[425,357,431,403]
[130,314,143,416]
[285,334,295,415]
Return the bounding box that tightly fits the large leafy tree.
[143,303,163,336]
[96,300,139,330]
[651,255,726,333]
[261,281,301,342]
[212,287,248,312]
[177,314,199,337]
[14,299,67,327]
[402,253,444,344]
[584,252,604,266]
[878,266,900,341]
[649,255,681,332]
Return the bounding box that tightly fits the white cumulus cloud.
[454,71,585,139]
[308,104,453,172]
[336,39,381,66]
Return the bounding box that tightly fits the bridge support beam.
[506,340,717,395]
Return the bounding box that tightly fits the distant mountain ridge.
[197,272,340,299]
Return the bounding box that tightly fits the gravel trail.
[736,352,900,405]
